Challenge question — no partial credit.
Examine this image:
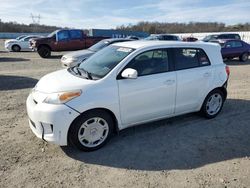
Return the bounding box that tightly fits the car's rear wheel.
[240,52,249,62]
[200,89,225,119]
[68,110,114,151]
[38,46,51,58]
[12,45,21,52]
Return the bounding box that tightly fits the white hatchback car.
[26,41,229,151]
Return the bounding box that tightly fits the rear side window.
[125,49,169,76]
[70,30,82,39]
[174,48,210,70]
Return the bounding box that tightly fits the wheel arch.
[200,84,227,111]
[11,44,21,51]
[67,107,119,144]
[37,44,51,51]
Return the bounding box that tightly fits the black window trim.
[116,48,175,80]
[172,47,211,71]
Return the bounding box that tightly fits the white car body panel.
[26,41,228,146]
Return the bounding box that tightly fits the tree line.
[0,19,62,33]
[1,19,250,34]
[116,21,250,34]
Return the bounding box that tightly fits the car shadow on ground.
[62,98,250,171]
[225,58,250,66]
[47,55,63,59]
[0,57,30,62]
[0,75,38,90]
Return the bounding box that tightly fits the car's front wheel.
[240,52,249,62]
[12,45,21,52]
[38,46,51,58]
[200,89,225,119]
[68,110,114,151]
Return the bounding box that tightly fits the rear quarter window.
[174,48,210,70]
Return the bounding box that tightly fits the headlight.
[43,90,81,104]
[62,56,78,63]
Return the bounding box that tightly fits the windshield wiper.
[77,67,93,80]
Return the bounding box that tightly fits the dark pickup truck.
[30,29,108,58]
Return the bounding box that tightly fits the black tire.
[12,45,21,52]
[68,109,114,151]
[200,89,225,119]
[38,46,51,58]
[240,52,249,62]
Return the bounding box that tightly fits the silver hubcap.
[206,93,223,116]
[78,117,109,148]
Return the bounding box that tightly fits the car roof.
[105,38,134,42]
[150,34,178,36]
[112,40,220,50]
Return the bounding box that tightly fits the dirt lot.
[0,39,250,188]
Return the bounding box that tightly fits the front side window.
[233,41,243,47]
[174,48,210,70]
[57,30,70,41]
[225,41,243,48]
[79,45,134,78]
[23,37,32,41]
[125,49,169,76]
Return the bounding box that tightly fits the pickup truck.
[30,29,108,58]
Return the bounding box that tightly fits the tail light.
[225,65,230,77]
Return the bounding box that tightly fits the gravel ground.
[0,39,250,188]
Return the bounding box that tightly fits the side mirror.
[121,68,138,79]
[226,44,231,48]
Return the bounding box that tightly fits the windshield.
[144,35,160,40]
[202,35,217,41]
[16,35,26,40]
[89,40,110,52]
[79,45,134,78]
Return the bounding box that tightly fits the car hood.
[5,39,18,43]
[63,49,94,59]
[35,69,94,93]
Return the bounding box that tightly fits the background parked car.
[211,39,250,62]
[61,38,135,67]
[30,29,109,58]
[202,33,241,42]
[145,34,181,41]
[4,35,40,52]
[182,36,198,42]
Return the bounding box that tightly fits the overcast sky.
[0,0,250,29]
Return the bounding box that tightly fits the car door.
[174,48,213,114]
[19,37,33,50]
[231,41,245,56]
[117,49,176,126]
[55,30,71,51]
[69,30,84,50]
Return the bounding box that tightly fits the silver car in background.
[61,38,135,67]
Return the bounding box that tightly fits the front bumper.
[26,93,80,145]
[4,43,12,51]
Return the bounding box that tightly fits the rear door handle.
[164,80,175,85]
[203,72,211,77]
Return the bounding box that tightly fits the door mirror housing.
[121,68,138,79]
